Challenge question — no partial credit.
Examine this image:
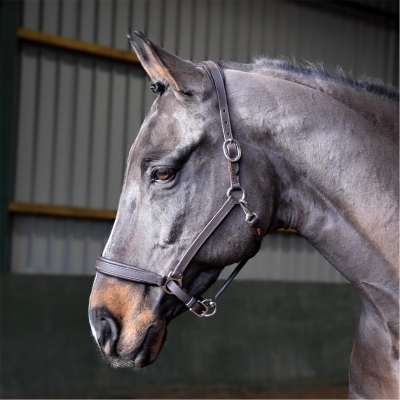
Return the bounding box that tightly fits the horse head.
[88,32,274,368]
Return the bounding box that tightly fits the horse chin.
[133,323,168,368]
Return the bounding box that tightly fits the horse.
[88,31,399,399]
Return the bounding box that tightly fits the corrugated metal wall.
[11,0,398,282]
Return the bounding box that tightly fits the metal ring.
[227,185,245,201]
[223,138,241,162]
[163,273,183,295]
[201,300,217,317]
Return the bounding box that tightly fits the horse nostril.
[89,307,120,357]
[99,316,119,356]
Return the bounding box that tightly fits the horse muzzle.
[89,305,167,368]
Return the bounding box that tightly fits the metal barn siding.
[10,0,398,281]
[220,233,348,283]
[11,215,113,275]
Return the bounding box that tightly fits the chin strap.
[95,61,264,317]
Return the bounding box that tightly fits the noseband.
[95,61,263,317]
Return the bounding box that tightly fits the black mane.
[219,57,399,103]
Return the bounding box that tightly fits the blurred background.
[1,0,398,398]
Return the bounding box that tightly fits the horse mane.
[218,57,399,103]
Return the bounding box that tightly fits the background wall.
[1,275,361,399]
[1,1,398,398]
[8,0,399,281]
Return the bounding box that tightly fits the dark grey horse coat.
[89,33,399,399]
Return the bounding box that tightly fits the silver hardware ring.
[227,185,246,201]
[163,273,183,294]
[201,299,217,317]
[223,138,241,162]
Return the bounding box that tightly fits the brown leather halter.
[95,61,264,317]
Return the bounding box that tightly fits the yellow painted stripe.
[18,28,139,64]
[276,228,298,234]
[9,202,116,220]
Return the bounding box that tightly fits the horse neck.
[256,66,399,143]
[226,69,399,312]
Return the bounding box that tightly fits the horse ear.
[127,31,205,96]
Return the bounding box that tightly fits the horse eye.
[153,168,175,182]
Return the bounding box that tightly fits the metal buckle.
[163,272,183,294]
[223,138,241,162]
[238,199,258,224]
[190,299,217,317]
